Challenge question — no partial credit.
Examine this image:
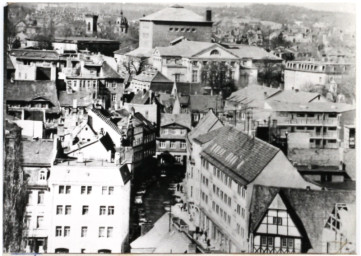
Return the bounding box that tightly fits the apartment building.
[284,61,353,91]
[47,160,131,253]
[188,126,317,253]
[156,113,191,165]
[23,139,57,253]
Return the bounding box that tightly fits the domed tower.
[116,10,128,34]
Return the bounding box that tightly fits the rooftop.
[223,44,282,60]
[54,36,118,43]
[58,91,93,107]
[266,101,355,113]
[161,113,192,129]
[155,40,215,58]
[140,5,210,23]
[189,95,223,112]
[10,49,60,60]
[250,185,356,252]
[268,90,327,104]
[22,139,56,167]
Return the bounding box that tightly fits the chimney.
[206,9,212,22]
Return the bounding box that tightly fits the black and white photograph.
[2,0,358,254]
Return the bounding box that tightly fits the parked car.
[134,195,143,204]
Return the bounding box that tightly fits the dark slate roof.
[130,90,151,104]
[58,91,93,107]
[99,133,116,152]
[193,125,232,145]
[134,112,156,130]
[5,80,59,108]
[189,95,223,112]
[101,61,122,79]
[90,108,122,135]
[150,82,174,94]
[22,139,55,167]
[188,109,223,143]
[198,126,280,184]
[250,185,356,252]
[10,49,60,61]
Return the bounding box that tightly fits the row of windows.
[28,191,44,205]
[58,186,114,195]
[159,141,186,149]
[8,103,49,109]
[24,215,43,229]
[201,174,209,187]
[169,27,197,33]
[55,226,114,238]
[162,128,187,135]
[260,236,294,248]
[213,184,232,207]
[236,204,245,218]
[57,205,115,215]
[67,80,97,89]
[212,201,231,225]
[201,191,209,204]
[236,223,245,238]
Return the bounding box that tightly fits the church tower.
[85,14,98,36]
[116,10,128,34]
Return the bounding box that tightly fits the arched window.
[39,170,46,180]
[87,22,91,31]
[210,49,220,56]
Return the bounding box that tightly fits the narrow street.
[128,163,186,247]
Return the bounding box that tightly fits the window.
[228,197,231,207]
[87,186,92,194]
[112,82,116,88]
[108,187,114,195]
[37,216,43,228]
[56,226,62,237]
[180,142,186,149]
[81,227,87,237]
[27,192,33,205]
[210,49,220,56]
[175,74,180,82]
[273,217,282,225]
[65,205,71,215]
[39,170,46,180]
[241,208,245,218]
[288,238,294,248]
[102,186,107,195]
[192,70,198,82]
[112,94,116,102]
[99,227,105,237]
[261,236,267,246]
[100,206,106,215]
[268,237,274,246]
[59,186,65,194]
[82,206,89,215]
[170,141,176,149]
[107,227,113,238]
[192,28,196,32]
[282,237,287,247]
[37,192,44,204]
[237,204,241,215]
[160,141,166,148]
[64,226,70,237]
[236,223,240,234]
[25,216,31,228]
[108,206,114,215]
[66,186,71,194]
[81,186,86,194]
[57,205,63,215]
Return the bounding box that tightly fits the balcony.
[276,117,338,126]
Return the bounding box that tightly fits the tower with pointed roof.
[116,10,128,34]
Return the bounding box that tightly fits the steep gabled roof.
[250,185,356,252]
[101,61,122,79]
[161,113,191,129]
[22,139,55,167]
[140,5,208,23]
[197,126,280,184]
[188,109,223,144]
[90,108,122,135]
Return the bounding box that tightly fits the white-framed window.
[55,226,62,237]
[107,227,113,238]
[64,226,70,237]
[36,216,43,228]
[99,227,105,237]
[108,187,114,195]
[192,70,198,82]
[102,186,107,195]
[170,141,176,149]
[65,205,71,215]
[39,170,46,180]
[56,205,63,215]
[180,142,186,149]
[37,191,44,204]
[65,186,71,194]
[81,227,87,237]
[99,206,106,215]
[108,206,114,215]
[160,141,166,148]
[82,206,89,215]
[112,94,116,102]
[112,82,117,88]
[87,186,92,194]
[59,185,65,194]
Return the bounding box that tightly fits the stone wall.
[287,148,340,166]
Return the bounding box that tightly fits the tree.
[338,69,356,104]
[200,61,237,98]
[12,38,21,49]
[270,32,291,49]
[3,122,28,253]
[34,34,53,50]
[258,62,283,87]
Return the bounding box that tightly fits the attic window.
[210,49,220,56]
[174,28,179,32]
[169,27,173,32]
[192,28,196,32]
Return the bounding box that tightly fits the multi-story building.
[284,61,353,91]
[187,126,318,253]
[47,158,132,253]
[139,5,213,50]
[9,49,60,81]
[249,185,355,253]
[23,139,57,253]
[128,67,172,93]
[156,113,191,165]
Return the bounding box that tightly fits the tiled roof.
[58,91,93,107]
[90,108,122,135]
[101,61,122,79]
[266,101,355,113]
[133,69,171,83]
[226,85,280,109]
[250,185,356,252]
[22,139,55,167]
[268,90,327,103]
[130,90,151,105]
[10,49,60,60]
[155,40,215,57]
[198,126,280,184]
[140,5,207,23]
[223,44,282,60]
[125,47,153,58]
[161,113,191,129]
[5,80,59,108]
[188,109,223,144]
[189,95,223,112]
